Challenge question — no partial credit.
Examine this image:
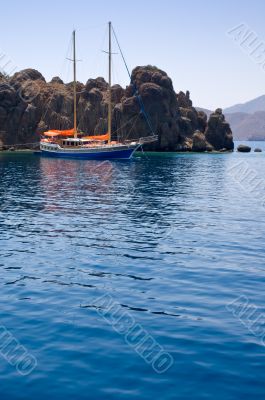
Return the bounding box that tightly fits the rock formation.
[205,108,234,151]
[237,144,251,153]
[0,66,234,151]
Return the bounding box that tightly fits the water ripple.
[0,150,265,399]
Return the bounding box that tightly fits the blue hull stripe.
[40,148,135,160]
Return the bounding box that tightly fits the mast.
[73,30,77,138]
[108,21,112,144]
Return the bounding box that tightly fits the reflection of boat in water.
[40,157,117,213]
[39,22,157,160]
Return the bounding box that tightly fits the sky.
[1,0,265,109]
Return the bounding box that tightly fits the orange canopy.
[82,133,110,141]
[44,129,75,137]
[43,130,109,141]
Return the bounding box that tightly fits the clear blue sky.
[1,0,265,109]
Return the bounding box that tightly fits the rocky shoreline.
[0,66,234,152]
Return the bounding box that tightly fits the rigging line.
[111,26,131,80]
[113,114,139,135]
[42,32,73,127]
[115,115,139,143]
[89,24,108,79]
[111,54,118,86]
[76,99,87,132]
[62,35,73,76]
[125,115,140,140]
[112,25,155,135]
[136,94,154,134]
[77,107,139,137]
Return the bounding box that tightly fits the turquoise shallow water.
[0,143,265,399]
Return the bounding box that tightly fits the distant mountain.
[196,96,265,140]
[224,95,265,114]
[225,111,265,140]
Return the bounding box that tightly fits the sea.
[0,141,264,399]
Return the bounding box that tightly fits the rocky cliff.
[0,66,234,151]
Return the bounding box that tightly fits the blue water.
[0,143,265,399]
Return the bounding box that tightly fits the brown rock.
[85,77,108,92]
[177,91,192,108]
[192,130,207,152]
[0,65,234,152]
[111,84,125,103]
[50,76,64,84]
[205,110,234,151]
[237,144,251,152]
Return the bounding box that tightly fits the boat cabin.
[61,138,83,147]
[60,138,106,147]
